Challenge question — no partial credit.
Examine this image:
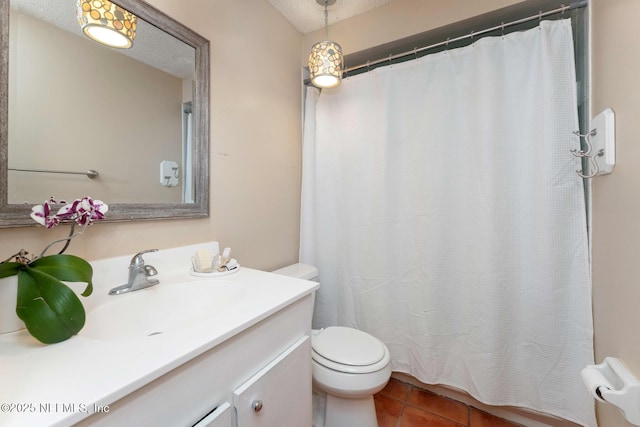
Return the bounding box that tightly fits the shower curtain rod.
[342,0,587,76]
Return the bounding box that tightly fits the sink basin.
[81,280,246,340]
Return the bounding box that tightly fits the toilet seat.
[312,327,390,374]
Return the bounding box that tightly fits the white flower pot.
[0,276,26,334]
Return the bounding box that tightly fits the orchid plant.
[0,196,108,344]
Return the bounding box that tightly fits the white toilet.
[272,263,392,427]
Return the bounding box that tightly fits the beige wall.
[591,0,640,425]
[302,0,523,60]
[1,0,304,271]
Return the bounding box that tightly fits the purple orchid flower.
[31,196,108,229]
[29,196,109,257]
[55,197,109,226]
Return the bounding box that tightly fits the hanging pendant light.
[309,0,343,88]
[76,0,137,49]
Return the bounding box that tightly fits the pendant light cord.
[324,0,329,40]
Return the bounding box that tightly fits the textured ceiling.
[10,0,195,79]
[269,0,392,34]
[10,0,393,75]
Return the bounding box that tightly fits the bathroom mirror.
[0,0,210,227]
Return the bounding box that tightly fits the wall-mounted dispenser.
[160,161,179,187]
[582,357,640,425]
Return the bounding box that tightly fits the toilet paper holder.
[582,357,640,426]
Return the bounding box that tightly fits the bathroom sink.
[81,280,246,340]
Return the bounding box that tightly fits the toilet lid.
[312,327,386,366]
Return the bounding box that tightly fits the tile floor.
[374,378,523,427]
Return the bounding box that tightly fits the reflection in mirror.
[0,0,210,227]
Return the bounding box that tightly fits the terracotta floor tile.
[374,394,403,427]
[407,388,469,425]
[379,378,411,401]
[469,408,522,427]
[399,405,464,427]
[375,378,524,427]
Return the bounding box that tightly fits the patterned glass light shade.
[77,0,137,49]
[309,40,344,88]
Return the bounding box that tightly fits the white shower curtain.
[300,19,595,426]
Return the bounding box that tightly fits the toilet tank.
[272,263,318,281]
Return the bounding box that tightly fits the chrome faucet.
[109,249,160,295]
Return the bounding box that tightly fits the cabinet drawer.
[193,402,231,427]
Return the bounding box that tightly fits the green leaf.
[16,268,86,344]
[0,262,21,279]
[30,255,93,297]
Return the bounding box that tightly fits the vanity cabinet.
[75,294,314,427]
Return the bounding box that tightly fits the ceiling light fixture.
[77,0,137,49]
[308,0,343,88]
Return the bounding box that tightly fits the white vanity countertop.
[0,243,318,427]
